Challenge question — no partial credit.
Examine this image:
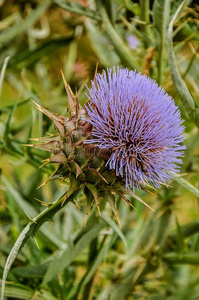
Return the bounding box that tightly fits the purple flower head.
[126,34,140,50]
[85,67,186,190]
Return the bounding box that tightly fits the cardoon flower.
[84,67,186,190]
[30,67,185,220]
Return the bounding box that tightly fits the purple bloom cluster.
[85,67,186,189]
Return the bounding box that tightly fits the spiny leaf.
[87,167,108,184]
[61,69,77,118]
[25,139,61,153]
[110,187,137,211]
[31,99,67,137]
[69,160,84,178]
[86,183,101,216]
[61,174,81,206]
[103,191,121,228]
[47,150,67,164]
[118,185,155,211]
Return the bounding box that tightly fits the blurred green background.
[0,0,199,299]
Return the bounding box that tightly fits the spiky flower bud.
[30,67,186,222]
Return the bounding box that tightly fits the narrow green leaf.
[79,235,117,294]
[101,214,127,250]
[53,0,101,21]
[86,19,120,67]
[163,252,199,264]
[63,40,78,82]
[113,0,139,14]
[0,285,34,300]
[0,223,32,300]
[4,100,18,143]
[140,0,150,39]
[172,173,199,198]
[153,0,170,84]
[175,216,185,254]
[0,56,10,102]
[11,264,48,278]
[9,36,74,70]
[0,98,30,114]
[43,219,106,284]
[2,175,65,248]
[167,219,199,249]
[102,9,140,71]
[167,0,199,128]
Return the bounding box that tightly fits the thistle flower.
[84,67,186,190]
[29,67,185,223]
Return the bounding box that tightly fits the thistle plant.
[29,67,185,221]
[2,1,199,299]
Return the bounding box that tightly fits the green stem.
[140,0,150,27]
[167,0,199,128]
[140,0,151,45]
[104,0,116,25]
[153,0,171,85]
[163,252,199,264]
[82,237,98,300]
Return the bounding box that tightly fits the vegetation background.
[0,0,199,299]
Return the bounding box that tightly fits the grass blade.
[0,56,10,102]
